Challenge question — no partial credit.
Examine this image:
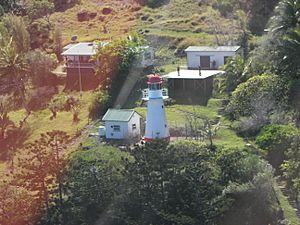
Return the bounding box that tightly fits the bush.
[88,89,110,120]
[26,50,58,86]
[144,0,169,8]
[226,75,289,120]
[223,55,246,93]
[256,124,298,171]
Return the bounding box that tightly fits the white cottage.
[185,46,242,69]
[102,109,141,140]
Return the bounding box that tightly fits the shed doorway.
[200,56,210,69]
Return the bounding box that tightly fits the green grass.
[275,184,300,225]
[70,144,130,163]
[135,99,246,149]
[50,0,138,44]
[9,90,93,143]
[138,0,240,46]
[143,28,215,43]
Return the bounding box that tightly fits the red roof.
[147,74,162,83]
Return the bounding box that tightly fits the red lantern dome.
[147,74,162,84]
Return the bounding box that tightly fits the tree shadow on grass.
[0,125,31,161]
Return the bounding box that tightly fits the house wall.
[127,113,141,139]
[105,121,128,139]
[186,51,237,69]
[65,68,99,90]
[168,77,214,105]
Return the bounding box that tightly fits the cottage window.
[113,125,120,132]
[132,124,136,130]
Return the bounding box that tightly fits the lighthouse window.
[112,125,120,132]
[149,83,161,90]
[132,124,136,130]
[162,105,164,108]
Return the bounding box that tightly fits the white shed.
[185,46,242,69]
[102,109,141,140]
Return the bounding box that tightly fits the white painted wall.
[105,113,141,140]
[127,113,141,139]
[145,96,169,140]
[186,51,238,69]
[105,121,128,139]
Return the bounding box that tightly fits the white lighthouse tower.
[143,74,170,142]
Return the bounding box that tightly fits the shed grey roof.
[185,46,241,52]
[63,43,76,51]
[102,109,138,122]
[61,42,109,56]
[162,69,225,80]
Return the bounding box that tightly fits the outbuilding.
[102,109,141,140]
[185,46,242,69]
[163,69,224,105]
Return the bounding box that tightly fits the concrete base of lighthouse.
[143,136,170,143]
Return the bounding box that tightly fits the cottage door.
[200,56,210,69]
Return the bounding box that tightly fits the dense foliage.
[112,141,279,225]
[222,55,246,93]
[226,75,289,119]
[88,88,110,119]
[256,124,299,170]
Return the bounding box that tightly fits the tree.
[226,75,289,119]
[64,146,129,225]
[11,131,70,224]
[0,0,24,14]
[118,140,227,225]
[0,39,30,114]
[234,10,251,57]
[0,183,40,225]
[52,25,63,60]
[223,55,246,93]
[256,124,298,171]
[0,102,15,140]
[26,0,55,28]
[88,88,110,120]
[25,50,55,86]
[2,14,30,53]
[280,28,300,78]
[248,0,300,78]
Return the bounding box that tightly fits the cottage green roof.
[102,109,136,122]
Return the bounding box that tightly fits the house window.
[132,124,136,130]
[112,125,120,132]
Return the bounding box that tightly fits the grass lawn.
[138,0,240,46]
[275,184,300,225]
[0,91,94,175]
[9,91,93,143]
[135,98,246,149]
[50,0,139,44]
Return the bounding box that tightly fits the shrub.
[144,0,169,8]
[256,124,298,171]
[88,89,110,120]
[223,55,246,93]
[26,50,58,86]
[226,75,289,120]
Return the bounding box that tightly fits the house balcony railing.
[65,62,96,69]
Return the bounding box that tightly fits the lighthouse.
[144,74,170,142]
